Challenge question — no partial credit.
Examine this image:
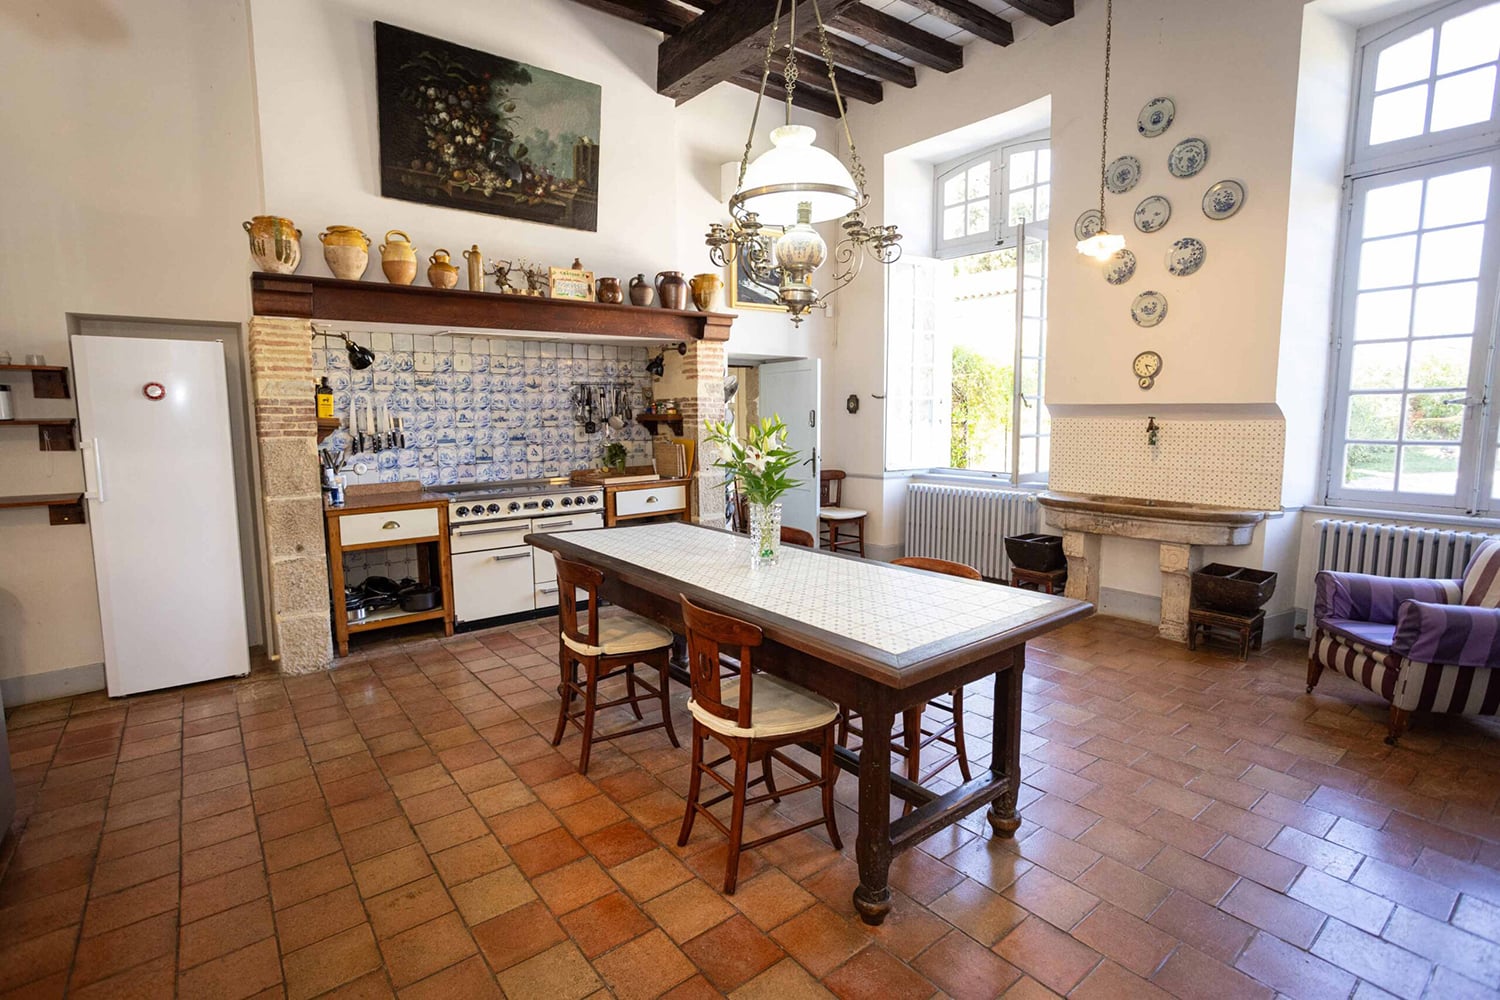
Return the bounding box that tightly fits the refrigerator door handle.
[81,438,106,502]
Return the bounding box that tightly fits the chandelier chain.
[1097,0,1113,221]
[737,0,786,194]
[812,0,867,205]
[783,0,798,124]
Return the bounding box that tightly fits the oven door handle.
[491,551,531,562]
[538,520,575,530]
[455,524,529,537]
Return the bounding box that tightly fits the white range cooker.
[437,478,603,627]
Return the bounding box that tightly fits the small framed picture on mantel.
[548,267,595,301]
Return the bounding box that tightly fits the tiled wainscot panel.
[316,334,656,487]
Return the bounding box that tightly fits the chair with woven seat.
[677,595,842,893]
[1308,537,1500,744]
[818,469,868,557]
[839,557,979,807]
[550,553,678,773]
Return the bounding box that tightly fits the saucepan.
[398,582,441,612]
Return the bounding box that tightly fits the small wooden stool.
[1188,607,1264,659]
[1011,567,1067,594]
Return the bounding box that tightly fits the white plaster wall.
[0,0,262,692]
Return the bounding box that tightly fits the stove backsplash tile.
[316,335,656,487]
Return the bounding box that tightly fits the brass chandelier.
[705,0,902,325]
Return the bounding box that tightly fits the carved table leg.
[988,647,1025,838]
[852,704,894,925]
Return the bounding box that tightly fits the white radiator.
[1314,518,1494,580]
[904,483,1039,580]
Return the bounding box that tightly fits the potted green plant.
[604,442,627,473]
[704,415,800,566]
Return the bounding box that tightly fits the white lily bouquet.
[705,415,801,565]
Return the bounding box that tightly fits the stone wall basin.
[1038,492,1268,546]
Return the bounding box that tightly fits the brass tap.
[1147,416,1159,446]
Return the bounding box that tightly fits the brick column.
[248,316,333,674]
[678,339,727,528]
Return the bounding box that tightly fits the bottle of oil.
[315,377,334,419]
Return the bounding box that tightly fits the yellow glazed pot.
[243,215,301,274]
[428,249,460,289]
[690,273,724,312]
[319,226,369,280]
[379,230,418,285]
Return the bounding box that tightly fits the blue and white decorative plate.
[1104,249,1137,285]
[1166,237,1207,276]
[1134,195,1172,233]
[1074,208,1104,242]
[1138,97,1176,138]
[1132,290,1168,327]
[1202,179,1246,220]
[1106,156,1142,194]
[1168,138,1209,178]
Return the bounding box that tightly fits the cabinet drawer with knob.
[613,484,687,519]
[336,507,441,546]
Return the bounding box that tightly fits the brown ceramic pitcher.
[629,274,654,307]
[596,277,623,304]
[656,270,689,311]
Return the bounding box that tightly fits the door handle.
[537,585,559,595]
[455,525,527,537]
[382,521,401,530]
[492,551,530,562]
[82,438,105,502]
[645,496,659,504]
[539,520,574,530]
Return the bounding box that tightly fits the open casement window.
[885,258,951,472]
[1328,0,1500,515]
[933,136,1050,259]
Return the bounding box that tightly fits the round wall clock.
[1133,351,1162,390]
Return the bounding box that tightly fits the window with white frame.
[887,136,1050,483]
[1328,0,1500,514]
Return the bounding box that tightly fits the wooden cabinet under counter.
[571,468,693,527]
[325,485,454,656]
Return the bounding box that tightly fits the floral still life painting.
[374,21,601,231]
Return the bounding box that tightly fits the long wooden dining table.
[525,521,1092,925]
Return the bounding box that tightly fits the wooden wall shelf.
[0,364,71,399]
[636,412,685,435]
[251,273,733,343]
[316,417,341,443]
[1,419,77,451]
[0,493,86,525]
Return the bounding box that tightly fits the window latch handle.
[1441,395,1483,407]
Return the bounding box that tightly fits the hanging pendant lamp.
[1077,0,1126,261]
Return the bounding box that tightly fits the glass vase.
[748,501,783,568]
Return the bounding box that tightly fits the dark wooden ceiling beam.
[1004,0,1075,26]
[799,32,916,88]
[566,0,696,34]
[733,72,841,118]
[899,0,1013,46]
[658,0,869,103]
[833,5,964,72]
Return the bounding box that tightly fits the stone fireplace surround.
[246,280,729,674]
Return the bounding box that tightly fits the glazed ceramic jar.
[319,226,369,280]
[463,245,484,291]
[243,216,301,274]
[629,274,654,307]
[379,230,417,285]
[656,271,689,311]
[427,249,460,289]
[690,273,724,312]
[595,277,623,304]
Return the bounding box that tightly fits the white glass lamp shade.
[732,125,859,225]
[1076,229,1126,260]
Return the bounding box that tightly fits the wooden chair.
[780,525,816,547]
[839,557,980,809]
[550,553,678,774]
[818,469,868,557]
[677,595,842,893]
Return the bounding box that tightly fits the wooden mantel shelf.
[251,273,733,342]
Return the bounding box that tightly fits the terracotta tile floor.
[3,614,1499,999]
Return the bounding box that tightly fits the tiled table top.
[555,522,1068,656]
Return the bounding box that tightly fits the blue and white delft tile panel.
[315,333,655,487]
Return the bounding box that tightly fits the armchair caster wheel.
[1305,685,1314,694]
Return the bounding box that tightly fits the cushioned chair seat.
[1320,618,1397,651]
[563,612,674,658]
[689,672,839,739]
[819,507,867,521]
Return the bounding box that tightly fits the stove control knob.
[507,501,521,513]
[560,497,573,507]
[487,503,502,514]
[455,506,470,518]
[541,498,555,510]
[574,496,587,506]
[587,494,599,505]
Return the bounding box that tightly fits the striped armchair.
[1308,538,1500,744]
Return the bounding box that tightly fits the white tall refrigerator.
[72,335,251,696]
